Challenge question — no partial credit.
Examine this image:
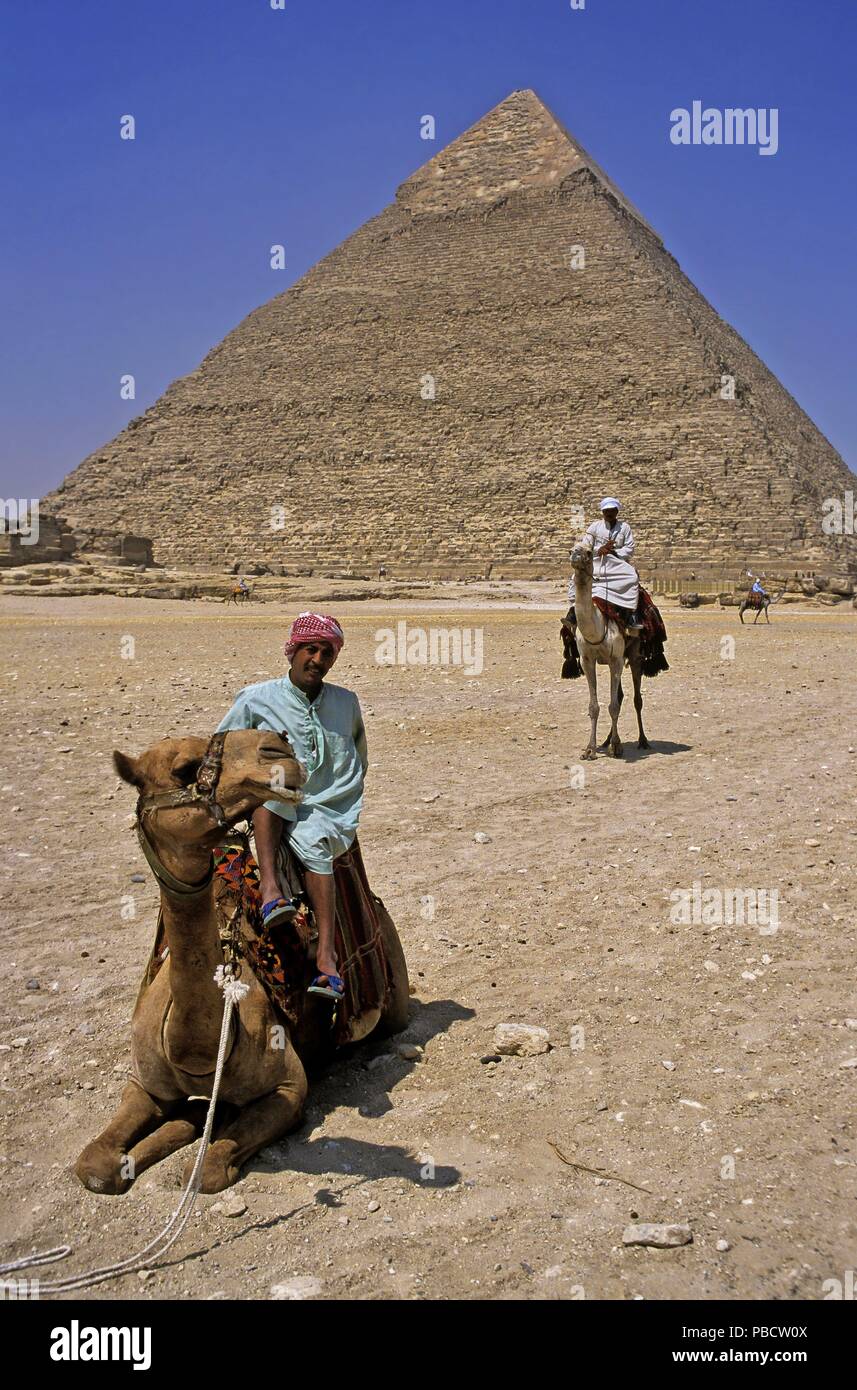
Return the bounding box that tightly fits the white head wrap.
[600,497,621,512]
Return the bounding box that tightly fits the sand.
[1,591,855,1301]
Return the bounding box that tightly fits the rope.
[0,969,249,1295]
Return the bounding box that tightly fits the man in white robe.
[567,498,642,628]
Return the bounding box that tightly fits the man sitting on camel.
[216,612,367,1002]
[566,497,643,634]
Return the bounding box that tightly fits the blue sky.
[1,0,855,498]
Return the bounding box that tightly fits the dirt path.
[1,595,855,1301]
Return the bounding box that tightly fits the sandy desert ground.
[1,590,855,1301]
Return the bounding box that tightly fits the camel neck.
[574,570,605,644]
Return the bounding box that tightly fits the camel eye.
[172,757,202,787]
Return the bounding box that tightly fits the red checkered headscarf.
[284,612,345,661]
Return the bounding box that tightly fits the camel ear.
[113,749,143,789]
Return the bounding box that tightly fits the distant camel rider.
[238,575,250,593]
[747,571,768,600]
[566,497,643,633]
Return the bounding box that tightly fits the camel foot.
[610,741,624,759]
[638,736,650,749]
[581,747,597,761]
[75,1142,133,1196]
[184,1139,243,1194]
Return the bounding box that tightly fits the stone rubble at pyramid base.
[1,561,854,610]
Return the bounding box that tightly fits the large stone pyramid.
[51,89,856,581]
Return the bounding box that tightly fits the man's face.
[290,640,337,693]
[602,508,618,528]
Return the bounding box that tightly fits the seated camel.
[75,728,409,1196]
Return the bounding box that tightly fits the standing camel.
[75,728,409,1195]
[567,534,649,759]
[738,587,785,624]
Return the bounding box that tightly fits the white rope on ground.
[0,970,249,1295]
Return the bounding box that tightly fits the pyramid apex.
[397,88,656,236]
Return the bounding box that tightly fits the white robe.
[568,519,639,611]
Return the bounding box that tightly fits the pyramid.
[51,89,856,582]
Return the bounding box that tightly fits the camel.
[566,534,649,760]
[738,586,785,624]
[75,728,409,1196]
[228,584,253,604]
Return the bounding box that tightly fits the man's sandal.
[307,972,345,1001]
[261,897,298,928]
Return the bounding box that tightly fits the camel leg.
[764,605,770,623]
[600,682,622,748]
[183,1057,308,1194]
[608,658,623,758]
[631,659,649,749]
[124,1102,208,1182]
[581,657,599,760]
[75,1079,181,1195]
[739,605,745,624]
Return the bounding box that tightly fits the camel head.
[113,729,305,852]
[569,533,595,576]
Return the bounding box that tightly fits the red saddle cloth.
[591,587,667,643]
[213,833,392,1045]
[746,590,765,609]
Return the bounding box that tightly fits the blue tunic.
[216,675,367,875]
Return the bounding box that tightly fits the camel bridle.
[134,731,229,898]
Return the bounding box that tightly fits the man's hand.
[597,540,615,557]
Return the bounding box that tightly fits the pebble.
[11,1037,30,1049]
[396,1043,423,1061]
[480,1054,502,1065]
[622,1223,693,1248]
[211,1195,247,1218]
[270,1277,322,1300]
[367,1200,381,1213]
[25,979,40,991]
[845,1020,857,1030]
[494,1023,551,1057]
[716,1239,731,1252]
[474,832,492,844]
[703,960,720,973]
[661,1060,676,1071]
[130,873,146,883]
[804,839,820,847]
[840,1058,857,1069]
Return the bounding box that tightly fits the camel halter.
[134,730,229,898]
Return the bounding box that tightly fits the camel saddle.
[141,832,393,1047]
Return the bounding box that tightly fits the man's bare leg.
[303,870,337,982]
[253,806,286,910]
